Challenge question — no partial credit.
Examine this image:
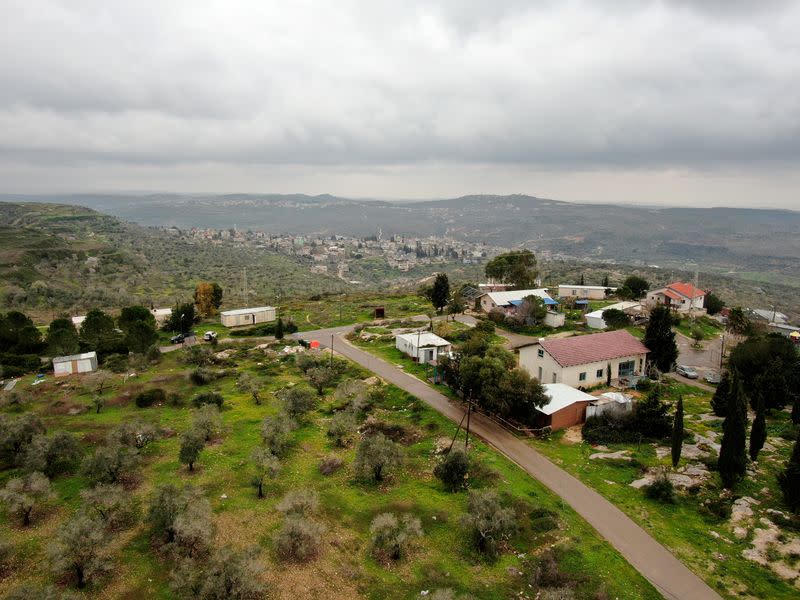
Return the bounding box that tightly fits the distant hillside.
[5,193,799,289]
[0,202,348,316]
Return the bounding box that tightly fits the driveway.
[675,332,724,374]
[294,326,721,600]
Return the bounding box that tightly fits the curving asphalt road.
[295,325,722,600]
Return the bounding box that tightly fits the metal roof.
[482,289,553,306]
[395,332,451,348]
[53,351,97,363]
[539,384,595,415]
[220,306,275,316]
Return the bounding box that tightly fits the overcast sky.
[2,0,799,207]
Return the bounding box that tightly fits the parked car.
[203,331,218,341]
[676,365,699,379]
[704,371,721,384]
[170,331,195,344]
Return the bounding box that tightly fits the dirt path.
[295,326,721,600]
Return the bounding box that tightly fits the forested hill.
[0,202,346,316]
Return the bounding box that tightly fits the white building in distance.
[220,306,277,327]
[395,332,452,365]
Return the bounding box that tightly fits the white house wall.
[520,346,647,387]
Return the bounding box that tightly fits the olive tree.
[80,484,138,530]
[369,512,423,561]
[23,431,81,477]
[0,471,51,526]
[147,484,214,556]
[179,429,206,472]
[354,433,402,482]
[434,449,469,492]
[260,412,296,457]
[274,516,325,562]
[306,366,336,396]
[191,404,222,442]
[327,411,357,447]
[279,386,316,418]
[107,420,158,449]
[276,489,319,517]
[461,489,516,555]
[250,448,280,499]
[169,545,266,600]
[81,443,140,485]
[0,413,46,467]
[47,514,111,588]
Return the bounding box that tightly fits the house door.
[424,349,434,363]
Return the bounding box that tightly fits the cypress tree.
[749,392,767,462]
[275,317,284,340]
[643,306,678,373]
[792,395,800,425]
[671,396,684,468]
[710,370,730,417]
[778,438,800,513]
[718,371,748,489]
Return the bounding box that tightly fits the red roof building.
[646,281,707,313]
[519,330,649,388]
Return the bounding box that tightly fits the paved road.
[295,327,721,600]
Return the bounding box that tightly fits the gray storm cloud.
[1,0,798,204]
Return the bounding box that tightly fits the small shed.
[395,332,452,365]
[220,306,276,327]
[53,351,98,377]
[536,384,595,431]
[586,392,633,419]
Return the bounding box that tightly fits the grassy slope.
[529,382,798,599]
[0,344,658,599]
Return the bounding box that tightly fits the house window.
[618,360,635,377]
[538,349,544,358]
[579,372,587,381]
[596,369,604,378]
[552,373,557,383]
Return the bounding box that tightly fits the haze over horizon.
[2,1,800,208]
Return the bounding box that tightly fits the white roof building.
[478,288,555,313]
[539,384,596,416]
[53,351,98,377]
[585,302,643,330]
[395,332,452,365]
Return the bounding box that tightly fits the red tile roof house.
[518,330,649,388]
[645,281,706,314]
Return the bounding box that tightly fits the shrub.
[103,354,128,373]
[22,431,81,477]
[107,420,158,449]
[461,489,516,555]
[166,392,184,407]
[327,411,357,447]
[261,412,296,457]
[192,391,224,408]
[369,512,423,561]
[319,455,344,476]
[354,433,402,482]
[530,507,559,533]
[189,367,219,386]
[135,388,166,408]
[274,516,325,562]
[434,449,469,492]
[276,489,319,517]
[192,404,222,442]
[169,545,266,600]
[644,473,676,504]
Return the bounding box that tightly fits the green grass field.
[528,381,799,599]
[0,341,660,599]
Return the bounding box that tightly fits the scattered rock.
[732,526,748,540]
[590,450,631,461]
[742,518,800,582]
[697,413,723,422]
[363,376,381,386]
[214,349,235,359]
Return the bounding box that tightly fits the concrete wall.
[54,356,97,377]
[544,311,565,328]
[519,345,647,387]
[558,286,607,300]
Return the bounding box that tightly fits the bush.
[319,455,344,476]
[369,512,422,561]
[434,449,469,492]
[644,473,676,504]
[327,411,357,447]
[189,367,222,386]
[166,392,184,407]
[276,489,319,517]
[354,433,402,482]
[274,516,325,562]
[107,420,158,449]
[461,489,516,555]
[103,354,128,373]
[192,391,224,408]
[582,412,639,444]
[135,388,166,408]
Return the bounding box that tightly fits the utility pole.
[330,334,334,368]
[464,399,472,450]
